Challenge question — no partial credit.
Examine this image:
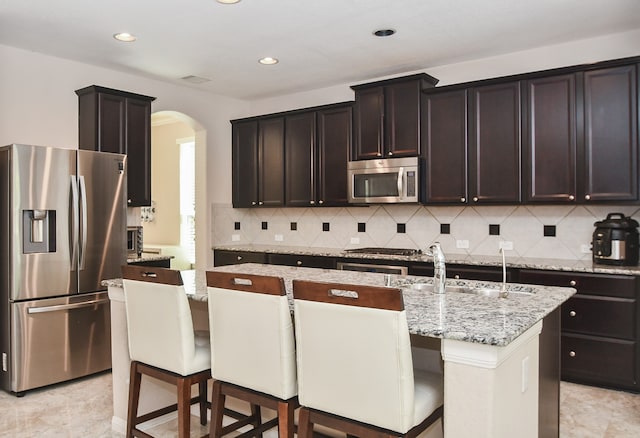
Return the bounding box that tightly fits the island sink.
[408,282,534,298]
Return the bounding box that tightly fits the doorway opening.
[146,111,206,270]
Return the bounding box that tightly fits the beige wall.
[143,121,194,245]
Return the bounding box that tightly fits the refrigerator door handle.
[70,175,79,271]
[78,175,88,270]
[26,298,108,314]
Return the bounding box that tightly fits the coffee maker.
[592,213,639,266]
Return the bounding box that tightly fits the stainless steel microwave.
[347,157,419,204]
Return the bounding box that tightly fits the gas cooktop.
[344,247,422,256]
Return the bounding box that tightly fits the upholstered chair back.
[206,271,297,400]
[122,265,207,376]
[292,280,416,433]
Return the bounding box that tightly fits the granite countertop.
[104,263,575,347]
[126,254,174,263]
[213,244,640,276]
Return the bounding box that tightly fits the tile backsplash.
[212,203,640,260]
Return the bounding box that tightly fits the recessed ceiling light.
[217,0,241,4]
[259,57,279,65]
[373,29,396,37]
[113,32,136,42]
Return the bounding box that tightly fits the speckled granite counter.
[214,244,640,275]
[104,263,574,347]
[126,254,174,264]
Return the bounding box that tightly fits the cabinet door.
[421,89,468,204]
[385,79,421,157]
[258,117,285,207]
[232,120,259,207]
[213,250,267,266]
[126,98,152,206]
[469,82,522,203]
[353,87,384,160]
[317,105,351,206]
[524,74,577,203]
[285,112,316,207]
[582,65,638,202]
[97,93,126,154]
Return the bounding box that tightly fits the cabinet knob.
[569,310,576,317]
[585,194,591,201]
[569,280,576,287]
[296,260,302,266]
[472,197,479,202]
[318,200,324,204]
[237,256,243,261]
[460,197,466,203]
[310,200,315,205]
[258,201,264,205]
[569,351,576,358]
[251,201,257,206]
[127,199,132,204]
[388,152,393,156]
[377,153,382,157]
[454,274,460,279]
[568,195,575,201]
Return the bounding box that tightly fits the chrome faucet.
[426,242,446,294]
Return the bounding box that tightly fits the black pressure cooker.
[592,213,639,266]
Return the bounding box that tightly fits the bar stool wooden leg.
[277,399,295,438]
[199,379,208,425]
[251,404,263,438]
[126,362,142,438]
[297,407,313,438]
[177,376,190,438]
[209,380,226,438]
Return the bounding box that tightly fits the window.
[179,140,196,264]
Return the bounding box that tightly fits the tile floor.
[1,372,639,437]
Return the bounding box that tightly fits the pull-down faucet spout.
[426,242,446,294]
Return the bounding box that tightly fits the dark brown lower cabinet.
[128,258,171,268]
[213,250,267,266]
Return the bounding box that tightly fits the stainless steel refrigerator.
[0,144,126,395]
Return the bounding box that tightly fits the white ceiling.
[1,0,639,100]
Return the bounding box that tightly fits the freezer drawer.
[8,292,111,393]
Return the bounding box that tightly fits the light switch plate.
[456,239,470,249]
[231,234,240,242]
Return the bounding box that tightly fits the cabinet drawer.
[268,253,336,269]
[561,333,636,387]
[214,250,267,266]
[562,295,636,340]
[518,270,637,298]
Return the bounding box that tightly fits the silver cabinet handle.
[568,195,575,201]
[296,260,302,266]
[454,274,460,279]
[318,200,324,205]
[258,201,264,205]
[127,199,132,204]
[388,151,393,156]
[251,201,257,206]
[310,200,315,205]
[585,194,591,201]
[472,196,479,202]
[237,256,243,261]
[569,351,576,357]
[460,197,466,203]
[569,310,576,317]
[569,280,576,287]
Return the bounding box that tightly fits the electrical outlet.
[456,239,469,249]
[350,237,360,245]
[581,244,592,254]
[522,356,530,393]
[499,241,514,250]
[275,234,283,242]
[231,234,240,242]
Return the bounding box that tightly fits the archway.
[148,111,207,270]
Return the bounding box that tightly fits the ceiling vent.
[181,75,211,84]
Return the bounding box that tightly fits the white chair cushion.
[412,369,444,427]
[208,286,297,400]
[123,279,210,376]
[294,299,421,433]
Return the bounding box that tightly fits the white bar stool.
[122,265,211,438]
[292,280,444,438]
[206,271,298,438]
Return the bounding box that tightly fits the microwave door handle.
[397,167,404,199]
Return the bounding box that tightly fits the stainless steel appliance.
[347,157,419,204]
[592,213,639,266]
[127,226,143,257]
[1,144,126,394]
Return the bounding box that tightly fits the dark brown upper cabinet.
[421,89,468,204]
[468,81,522,203]
[582,65,638,202]
[285,103,352,207]
[523,74,578,203]
[76,85,155,207]
[232,117,285,207]
[351,74,438,160]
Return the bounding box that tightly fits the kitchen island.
[105,264,575,438]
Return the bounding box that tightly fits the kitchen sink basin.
[408,282,533,298]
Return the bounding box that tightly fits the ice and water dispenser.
[22,209,56,253]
